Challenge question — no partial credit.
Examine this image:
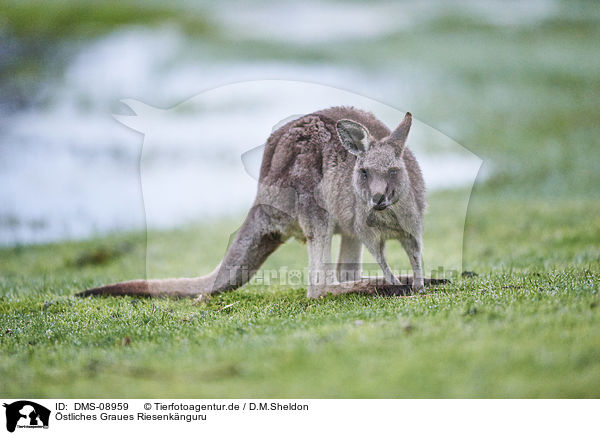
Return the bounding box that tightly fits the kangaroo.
[78,106,432,299]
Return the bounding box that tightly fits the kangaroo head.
[336,112,413,211]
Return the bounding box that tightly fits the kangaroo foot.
[320,275,450,297]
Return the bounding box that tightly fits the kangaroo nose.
[372,193,385,205]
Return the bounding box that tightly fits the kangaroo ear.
[336,119,371,155]
[389,112,412,147]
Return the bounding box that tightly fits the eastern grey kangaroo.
[79,106,435,299]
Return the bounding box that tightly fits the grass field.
[1,0,599,398]
[1,192,599,398]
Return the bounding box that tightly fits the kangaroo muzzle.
[371,193,390,211]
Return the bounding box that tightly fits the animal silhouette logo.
[79,81,482,298]
[3,401,50,432]
[113,81,481,280]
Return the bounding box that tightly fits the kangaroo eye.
[388,168,399,177]
[359,168,368,178]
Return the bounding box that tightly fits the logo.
[3,401,50,433]
[115,82,482,281]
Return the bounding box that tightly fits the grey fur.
[78,106,427,299]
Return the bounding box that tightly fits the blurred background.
[1,0,598,260]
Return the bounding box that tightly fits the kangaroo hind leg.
[209,203,290,294]
[77,203,289,298]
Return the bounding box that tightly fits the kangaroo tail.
[77,204,286,298]
[76,274,221,298]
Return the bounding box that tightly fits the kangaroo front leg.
[363,238,401,285]
[304,226,336,298]
[400,235,424,290]
[336,235,362,282]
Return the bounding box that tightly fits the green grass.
[1,270,599,398]
[1,192,599,398]
[1,0,600,397]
